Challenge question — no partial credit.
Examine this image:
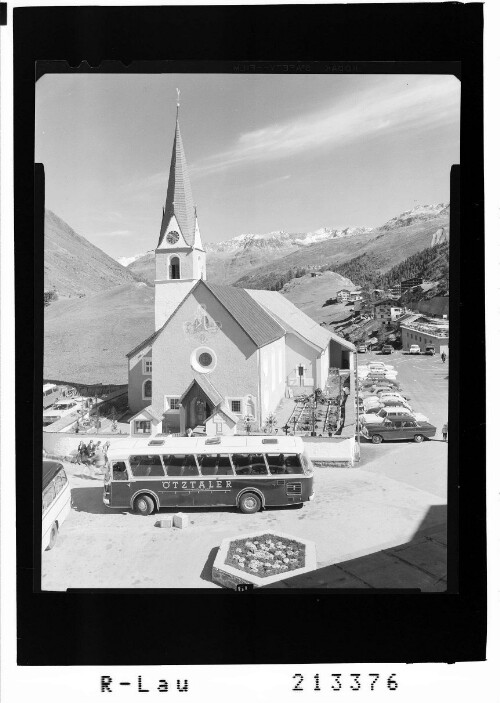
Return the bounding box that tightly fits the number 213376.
[292,673,398,692]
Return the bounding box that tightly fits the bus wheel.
[134,494,155,515]
[371,434,383,444]
[239,492,262,514]
[413,434,424,443]
[46,523,58,550]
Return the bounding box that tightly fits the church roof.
[246,289,356,352]
[205,283,285,348]
[158,112,196,248]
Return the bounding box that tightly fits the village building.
[349,290,364,302]
[126,107,356,437]
[400,316,449,354]
[336,289,351,302]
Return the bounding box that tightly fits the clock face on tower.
[166,230,180,245]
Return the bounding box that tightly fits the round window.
[199,352,213,367]
[191,347,217,374]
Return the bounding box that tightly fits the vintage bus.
[42,461,72,550]
[103,436,314,515]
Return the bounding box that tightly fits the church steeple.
[154,97,207,329]
[157,101,198,250]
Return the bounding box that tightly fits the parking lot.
[42,350,448,590]
[358,349,448,498]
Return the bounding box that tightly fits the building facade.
[400,317,449,354]
[337,289,351,302]
[127,107,356,437]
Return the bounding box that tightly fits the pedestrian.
[103,440,110,462]
[441,351,447,363]
[93,442,106,475]
[87,439,95,457]
[442,422,448,442]
[76,440,86,465]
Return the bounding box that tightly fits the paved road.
[358,350,448,498]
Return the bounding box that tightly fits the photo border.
[15,4,485,665]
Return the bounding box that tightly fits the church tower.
[155,100,206,330]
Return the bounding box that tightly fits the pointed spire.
[158,98,196,248]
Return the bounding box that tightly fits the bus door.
[266,453,304,505]
[196,454,235,506]
[160,454,199,507]
[108,460,133,507]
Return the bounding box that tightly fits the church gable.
[157,214,189,250]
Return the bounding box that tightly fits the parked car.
[375,388,410,399]
[362,407,429,424]
[357,344,367,353]
[425,345,436,355]
[42,399,81,427]
[381,344,393,354]
[380,397,412,411]
[361,416,437,444]
[409,345,420,354]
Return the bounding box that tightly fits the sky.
[35,72,460,261]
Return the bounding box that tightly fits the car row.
[356,361,436,443]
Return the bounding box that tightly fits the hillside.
[234,206,449,290]
[279,271,357,325]
[44,283,155,384]
[44,210,141,297]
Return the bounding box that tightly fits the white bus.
[42,461,71,551]
[104,435,314,515]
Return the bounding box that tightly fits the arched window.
[169,256,180,280]
[143,379,152,400]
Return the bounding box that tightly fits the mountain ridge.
[44,209,141,297]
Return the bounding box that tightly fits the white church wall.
[259,337,286,421]
[150,286,260,422]
[285,333,318,387]
[154,280,197,330]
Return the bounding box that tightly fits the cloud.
[190,76,460,177]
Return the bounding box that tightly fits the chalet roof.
[205,283,285,348]
[158,112,196,247]
[246,289,356,352]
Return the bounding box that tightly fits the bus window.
[42,483,56,512]
[129,455,165,477]
[112,461,128,480]
[232,453,268,476]
[267,453,303,475]
[163,454,199,477]
[198,454,234,476]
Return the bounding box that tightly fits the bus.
[103,436,314,515]
[42,461,72,551]
[43,383,61,408]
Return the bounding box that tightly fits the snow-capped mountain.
[379,203,449,231]
[205,225,372,253]
[117,202,449,288]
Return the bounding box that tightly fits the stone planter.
[212,530,316,589]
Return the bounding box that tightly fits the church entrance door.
[180,381,215,434]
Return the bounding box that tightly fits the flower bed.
[225,533,306,577]
[212,530,317,589]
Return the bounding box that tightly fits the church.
[127,106,356,437]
